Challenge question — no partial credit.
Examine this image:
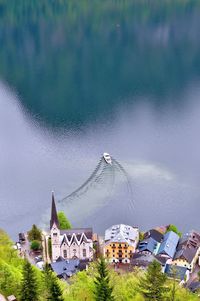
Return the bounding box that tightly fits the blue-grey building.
[138,237,159,254]
[50,257,88,279]
[157,231,179,258]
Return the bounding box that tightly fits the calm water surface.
[1,1,200,238]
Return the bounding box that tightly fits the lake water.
[1,1,200,238]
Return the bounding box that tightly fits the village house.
[50,193,93,262]
[138,230,179,260]
[133,229,179,271]
[170,230,200,272]
[50,256,88,279]
[104,224,139,263]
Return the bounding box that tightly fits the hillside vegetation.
[0,229,200,300]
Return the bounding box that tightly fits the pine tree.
[20,260,38,301]
[139,260,167,301]
[94,257,114,301]
[28,224,42,241]
[43,264,64,301]
[42,263,52,300]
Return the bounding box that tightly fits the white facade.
[51,225,93,262]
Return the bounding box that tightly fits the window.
[113,249,115,252]
[73,249,76,254]
[63,250,67,258]
[53,233,57,236]
[83,249,86,257]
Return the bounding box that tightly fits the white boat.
[103,152,112,164]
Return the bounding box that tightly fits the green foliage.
[67,269,95,300]
[28,224,42,242]
[1,229,200,301]
[58,212,72,230]
[0,229,23,298]
[139,260,167,301]
[43,264,64,301]
[20,259,39,301]
[139,232,145,241]
[94,257,114,301]
[48,237,52,260]
[166,224,182,237]
[30,240,41,251]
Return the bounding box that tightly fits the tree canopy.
[28,224,42,242]
[166,224,182,237]
[57,211,72,230]
[94,257,114,301]
[139,260,167,301]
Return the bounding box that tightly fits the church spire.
[50,191,59,229]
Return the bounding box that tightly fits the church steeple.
[50,191,59,229]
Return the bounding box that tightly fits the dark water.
[1,1,200,238]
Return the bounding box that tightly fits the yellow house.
[170,231,200,272]
[104,224,139,263]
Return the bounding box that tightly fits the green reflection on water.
[0,0,200,126]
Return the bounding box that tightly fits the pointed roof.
[50,191,59,229]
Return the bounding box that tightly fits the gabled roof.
[157,231,179,258]
[105,224,138,247]
[164,264,187,280]
[131,253,156,267]
[50,191,59,229]
[188,281,200,292]
[174,247,197,264]
[60,228,93,239]
[174,230,200,263]
[60,230,92,246]
[139,237,158,253]
[51,258,80,278]
[144,229,163,243]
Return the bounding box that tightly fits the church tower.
[50,191,60,262]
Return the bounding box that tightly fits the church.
[50,192,94,262]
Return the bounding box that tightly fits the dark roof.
[50,192,59,229]
[144,229,163,243]
[18,233,25,241]
[56,256,65,262]
[174,247,197,264]
[131,253,162,268]
[60,228,93,240]
[51,259,80,278]
[174,230,200,263]
[154,255,169,265]
[164,264,187,281]
[188,281,200,292]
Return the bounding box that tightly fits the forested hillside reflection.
[1,0,200,126]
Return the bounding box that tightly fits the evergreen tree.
[168,266,179,301]
[43,264,64,301]
[20,260,38,301]
[139,260,167,301]
[42,263,52,299]
[94,257,114,301]
[28,224,42,241]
